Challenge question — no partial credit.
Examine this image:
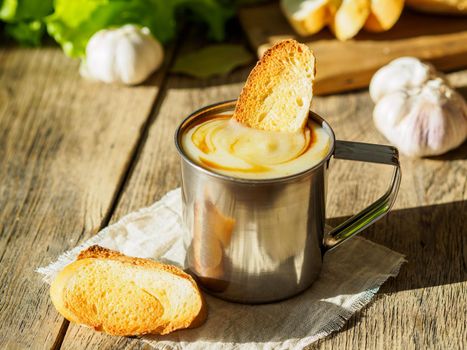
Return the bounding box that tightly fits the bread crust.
[50,245,207,336]
[77,245,195,280]
[233,39,316,133]
[364,0,405,32]
[329,0,371,40]
[281,0,330,36]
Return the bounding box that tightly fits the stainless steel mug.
[175,100,401,304]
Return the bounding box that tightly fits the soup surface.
[181,114,331,179]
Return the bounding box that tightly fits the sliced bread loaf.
[280,0,330,36]
[364,0,404,32]
[50,245,206,336]
[329,0,371,40]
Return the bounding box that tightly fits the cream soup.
[181,115,331,179]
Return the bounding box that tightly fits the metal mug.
[175,100,401,304]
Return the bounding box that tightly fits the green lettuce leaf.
[5,19,44,46]
[0,0,53,21]
[172,44,253,79]
[180,0,233,41]
[46,0,233,58]
[0,0,53,45]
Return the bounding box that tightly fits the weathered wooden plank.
[59,54,253,350]
[309,71,467,349]
[60,58,466,350]
[0,43,169,349]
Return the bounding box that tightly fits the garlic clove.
[369,57,442,102]
[115,32,141,84]
[80,24,164,85]
[373,78,467,157]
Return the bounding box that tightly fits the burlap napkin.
[38,188,405,350]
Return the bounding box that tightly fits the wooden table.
[1,29,466,350]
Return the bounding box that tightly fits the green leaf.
[5,19,44,46]
[0,0,17,20]
[172,44,254,79]
[0,0,53,21]
[45,0,234,58]
[46,0,129,57]
[0,0,53,45]
[180,0,234,41]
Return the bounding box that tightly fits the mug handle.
[324,140,401,250]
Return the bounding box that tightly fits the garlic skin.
[80,25,164,85]
[373,78,467,157]
[370,57,441,102]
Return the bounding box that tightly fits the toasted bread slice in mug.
[50,245,206,336]
[233,39,316,133]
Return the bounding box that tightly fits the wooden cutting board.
[239,2,467,95]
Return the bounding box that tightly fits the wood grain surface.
[0,43,170,349]
[59,69,466,349]
[59,38,252,350]
[239,2,467,95]
[309,71,467,349]
[1,29,466,350]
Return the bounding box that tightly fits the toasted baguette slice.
[50,245,206,336]
[281,0,330,36]
[364,0,404,32]
[233,39,315,133]
[329,0,371,40]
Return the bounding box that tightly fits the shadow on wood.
[427,141,467,161]
[455,85,467,99]
[327,199,467,293]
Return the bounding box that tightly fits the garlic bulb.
[80,25,164,85]
[370,57,441,102]
[373,78,467,157]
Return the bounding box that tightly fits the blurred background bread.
[329,0,371,41]
[281,0,329,36]
[364,0,405,32]
[281,0,405,40]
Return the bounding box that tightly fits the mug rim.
[174,99,336,184]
